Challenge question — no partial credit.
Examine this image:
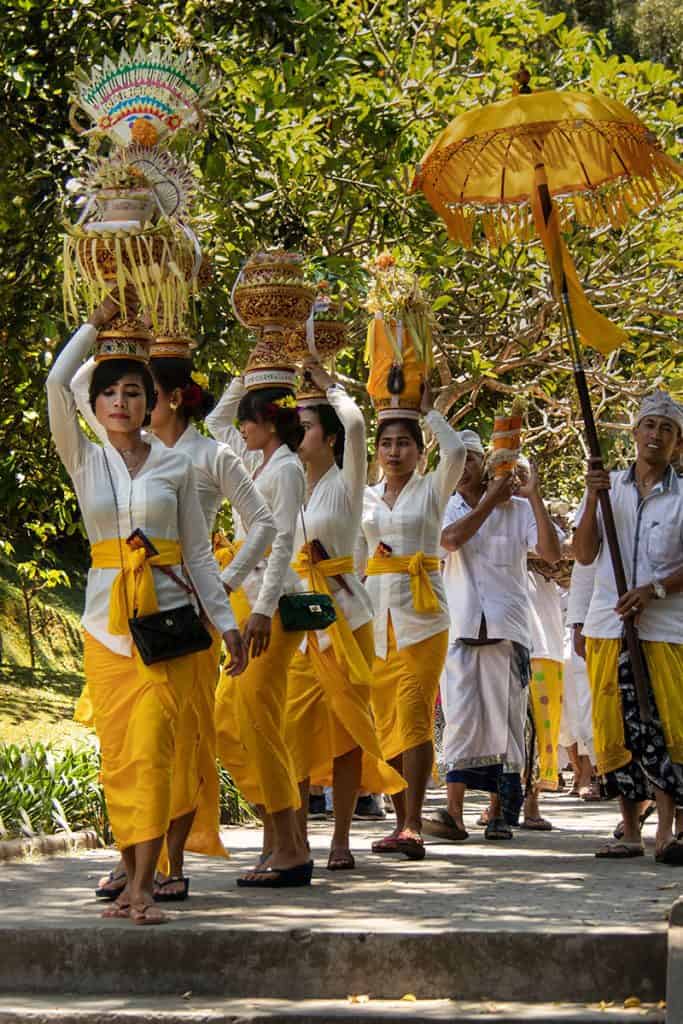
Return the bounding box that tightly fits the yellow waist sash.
[365,552,441,615]
[212,534,272,626]
[91,538,182,636]
[291,547,374,689]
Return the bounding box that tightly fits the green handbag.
[278,590,337,632]
[278,507,338,632]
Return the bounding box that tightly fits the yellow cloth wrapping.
[586,638,683,775]
[529,658,564,791]
[365,316,425,415]
[285,612,407,793]
[365,553,440,615]
[215,596,303,814]
[83,630,195,851]
[371,617,449,762]
[167,627,228,861]
[90,537,183,635]
[291,547,377,690]
[531,162,627,356]
[76,537,186,729]
[213,534,265,624]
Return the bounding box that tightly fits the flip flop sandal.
[485,818,513,840]
[371,835,402,854]
[236,860,314,888]
[130,903,168,925]
[656,840,683,865]
[95,871,128,900]
[422,808,469,841]
[327,850,356,871]
[521,816,553,831]
[100,900,130,919]
[153,875,190,902]
[613,802,656,839]
[595,841,644,859]
[394,832,426,861]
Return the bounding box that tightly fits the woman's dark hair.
[375,417,425,454]
[237,386,304,452]
[150,357,215,422]
[308,403,345,468]
[89,359,157,427]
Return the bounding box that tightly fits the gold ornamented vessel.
[96,187,157,224]
[233,250,314,331]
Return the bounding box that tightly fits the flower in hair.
[191,370,209,389]
[181,383,203,410]
[273,394,296,410]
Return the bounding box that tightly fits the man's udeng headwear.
[634,390,683,436]
[461,429,485,457]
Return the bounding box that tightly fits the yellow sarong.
[168,626,228,861]
[215,594,302,814]
[75,537,184,728]
[371,617,449,762]
[365,552,440,614]
[529,658,564,791]
[586,638,683,776]
[83,630,195,851]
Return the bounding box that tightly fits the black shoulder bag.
[278,508,337,632]
[103,451,213,665]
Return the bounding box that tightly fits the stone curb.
[0,830,101,862]
[0,998,667,1023]
[0,927,666,1003]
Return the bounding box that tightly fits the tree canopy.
[1,0,681,555]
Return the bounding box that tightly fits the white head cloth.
[634,390,683,435]
[461,429,485,457]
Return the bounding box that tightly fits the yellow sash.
[365,552,440,615]
[212,534,254,626]
[91,538,182,636]
[291,547,374,689]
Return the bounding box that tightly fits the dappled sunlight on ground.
[0,791,676,934]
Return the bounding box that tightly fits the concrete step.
[0,924,665,1004]
[0,996,667,1023]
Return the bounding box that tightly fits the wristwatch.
[651,580,667,600]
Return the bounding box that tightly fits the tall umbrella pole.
[558,289,651,721]
[532,161,651,721]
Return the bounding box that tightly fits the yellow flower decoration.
[191,371,209,389]
[273,394,296,409]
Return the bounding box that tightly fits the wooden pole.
[559,289,652,723]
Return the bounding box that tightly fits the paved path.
[0,790,676,1010]
[0,790,677,933]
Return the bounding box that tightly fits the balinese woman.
[284,360,405,871]
[46,298,246,923]
[357,384,465,859]
[206,375,312,887]
[71,337,276,901]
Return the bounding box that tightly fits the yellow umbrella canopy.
[412,90,681,249]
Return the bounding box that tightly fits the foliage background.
[0,0,681,568]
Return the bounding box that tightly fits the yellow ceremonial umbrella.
[412,78,683,718]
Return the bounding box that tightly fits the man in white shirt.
[574,390,683,863]
[427,433,561,841]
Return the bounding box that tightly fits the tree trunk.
[22,589,35,671]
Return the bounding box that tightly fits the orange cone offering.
[490,396,526,477]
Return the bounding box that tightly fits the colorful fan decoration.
[62,40,215,343]
[70,43,217,147]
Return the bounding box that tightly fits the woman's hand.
[419,378,433,415]
[242,612,272,658]
[222,629,248,676]
[303,357,335,392]
[87,296,120,330]
[572,624,586,660]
